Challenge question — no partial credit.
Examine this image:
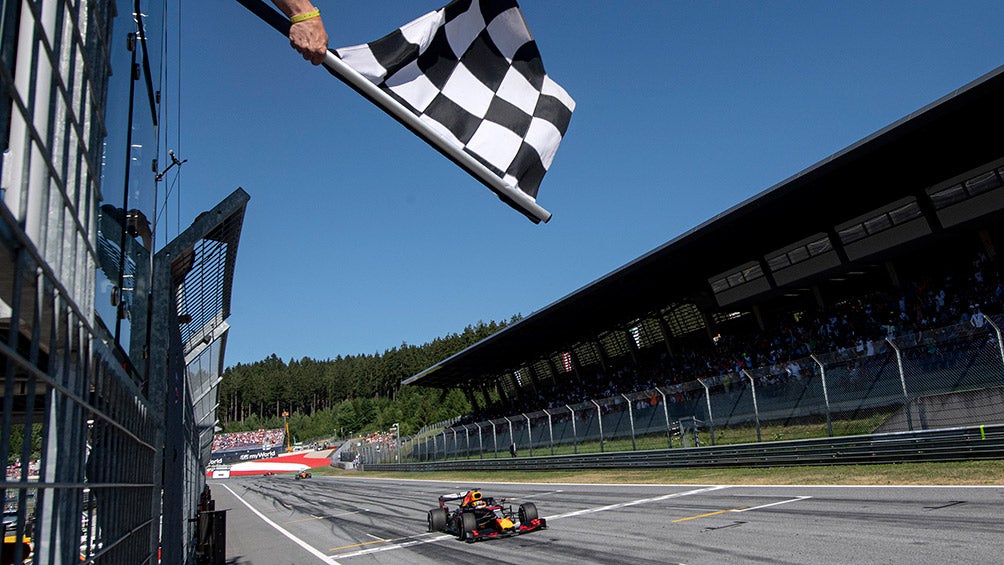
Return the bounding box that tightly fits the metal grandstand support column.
[592,400,604,453]
[566,404,578,454]
[592,339,610,375]
[655,387,673,448]
[623,394,636,451]
[884,338,914,431]
[985,317,1004,376]
[545,356,562,386]
[524,362,541,392]
[623,328,640,366]
[569,346,584,384]
[809,354,835,436]
[742,370,762,442]
[655,314,676,358]
[463,386,480,414]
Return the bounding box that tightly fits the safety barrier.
[375,317,1004,465]
[364,424,1004,472]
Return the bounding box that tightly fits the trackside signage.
[208,447,280,466]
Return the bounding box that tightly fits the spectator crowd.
[464,250,1003,423]
[210,428,285,452]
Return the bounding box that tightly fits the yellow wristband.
[290,9,320,24]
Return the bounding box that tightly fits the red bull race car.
[427,489,546,542]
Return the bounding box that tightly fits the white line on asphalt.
[525,489,565,498]
[732,495,812,512]
[546,486,731,521]
[220,483,342,565]
[287,510,365,525]
[332,486,729,560]
[334,532,454,559]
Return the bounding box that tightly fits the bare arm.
[271,1,329,65]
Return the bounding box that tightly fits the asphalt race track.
[211,476,1003,564]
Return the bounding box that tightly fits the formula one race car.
[427,489,546,542]
[294,470,312,479]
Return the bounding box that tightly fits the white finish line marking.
[546,486,730,521]
[333,486,729,559]
[220,483,342,565]
[334,533,453,559]
[733,495,812,512]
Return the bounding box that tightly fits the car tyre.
[519,502,538,524]
[427,508,447,532]
[458,512,477,540]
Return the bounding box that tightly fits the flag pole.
[234,0,552,224]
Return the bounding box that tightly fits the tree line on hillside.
[217,318,518,442]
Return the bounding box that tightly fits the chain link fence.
[362,316,1004,464]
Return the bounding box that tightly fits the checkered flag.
[237,0,574,222]
[335,0,575,221]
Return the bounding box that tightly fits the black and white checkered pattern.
[335,0,575,200]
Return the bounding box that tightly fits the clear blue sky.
[164,1,1004,367]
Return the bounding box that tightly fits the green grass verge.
[312,415,1001,485]
[311,459,1004,486]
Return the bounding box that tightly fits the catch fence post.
[656,387,672,448]
[523,413,533,457]
[984,317,1004,380]
[545,409,555,455]
[505,417,514,456]
[697,378,715,446]
[591,400,604,453]
[810,355,835,436]
[566,405,578,454]
[623,394,636,451]
[490,421,498,458]
[884,338,914,431]
[742,370,762,442]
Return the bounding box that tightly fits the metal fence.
[366,425,1004,472]
[0,0,166,561]
[364,316,1004,465]
[1,3,243,562]
[1,206,163,562]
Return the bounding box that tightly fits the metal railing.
[365,424,1004,472]
[364,316,1004,466]
[1,204,163,563]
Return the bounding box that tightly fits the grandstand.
[399,65,1004,456]
[210,428,286,453]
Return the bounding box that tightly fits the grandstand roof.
[404,65,1004,389]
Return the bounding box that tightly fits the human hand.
[289,16,328,65]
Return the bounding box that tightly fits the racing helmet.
[463,490,483,507]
